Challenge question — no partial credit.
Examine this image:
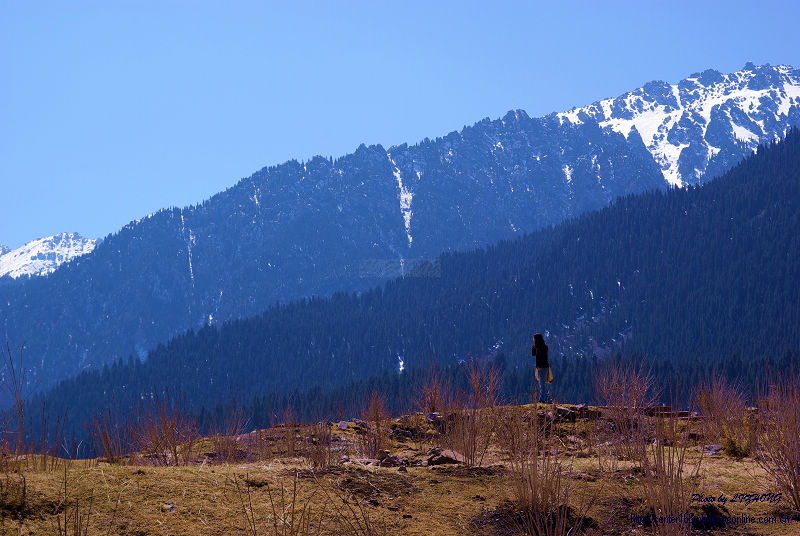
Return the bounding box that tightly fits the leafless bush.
[306,422,335,470]
[445,359,499,467]
[90,399,132,464]
[132,391,198,466]
[283,404,299,458]
[594,358,657,464]
[359,392,388,459]
[754,372,800,510]
[695,374,751,457]
[210,400,248,463]
[414,364,451,415]
[640,404,702,536]
[497,404,596,535]
[1,343,39,458]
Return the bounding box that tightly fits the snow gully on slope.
[387,153,414,247]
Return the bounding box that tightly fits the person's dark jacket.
[532,342,549,369]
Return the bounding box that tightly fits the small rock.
[427,452,460,466]
[704,444,723,456]
[556,406,576,422]
[338,421,349,429]
[160,502,176,513]
[425,412,442,423]
[379,455,405,468]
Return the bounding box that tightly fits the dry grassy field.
[3,364,800,535]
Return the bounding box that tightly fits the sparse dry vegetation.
[3,354,800,535]
[696,374,752,459]
[755,371,800,511]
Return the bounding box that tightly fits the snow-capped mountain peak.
[0,233,97,278]
[557,63,800,186]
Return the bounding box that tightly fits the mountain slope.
[2,64,800,388]
[0,233,97,279]
[34,130,800,422]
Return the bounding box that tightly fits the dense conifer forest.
[26,129,800,447]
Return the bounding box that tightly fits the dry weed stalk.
[445,359,499,467]
[754,372,800,510]
[53,464,94,536]
[594,358,657,465]
[695,374,751,457]
[313,472,388,536]
[231,471,326,536]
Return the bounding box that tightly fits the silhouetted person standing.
[532,333,553,403]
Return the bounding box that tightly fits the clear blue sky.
[2,0,799,248]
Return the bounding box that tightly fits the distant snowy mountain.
[0,233,97,278]
[556,63,800,186]
[2,63,799,389]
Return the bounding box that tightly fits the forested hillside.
[5,64,799,391]
[31,130,800,437]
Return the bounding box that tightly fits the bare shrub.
[497,405,597,535]
[306,422,335,470]
[283,404,299,458]
[359,392,388,459]
[89,399,132,464]
[754,372,800,510]
[1,343,39,458]
[640,385,702,536]
[695,374,751,457]
[414,364,451,415]
[210,399,248,463]
[594,358,657,465]
[444,359,499,467]
[132,391,198,466]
